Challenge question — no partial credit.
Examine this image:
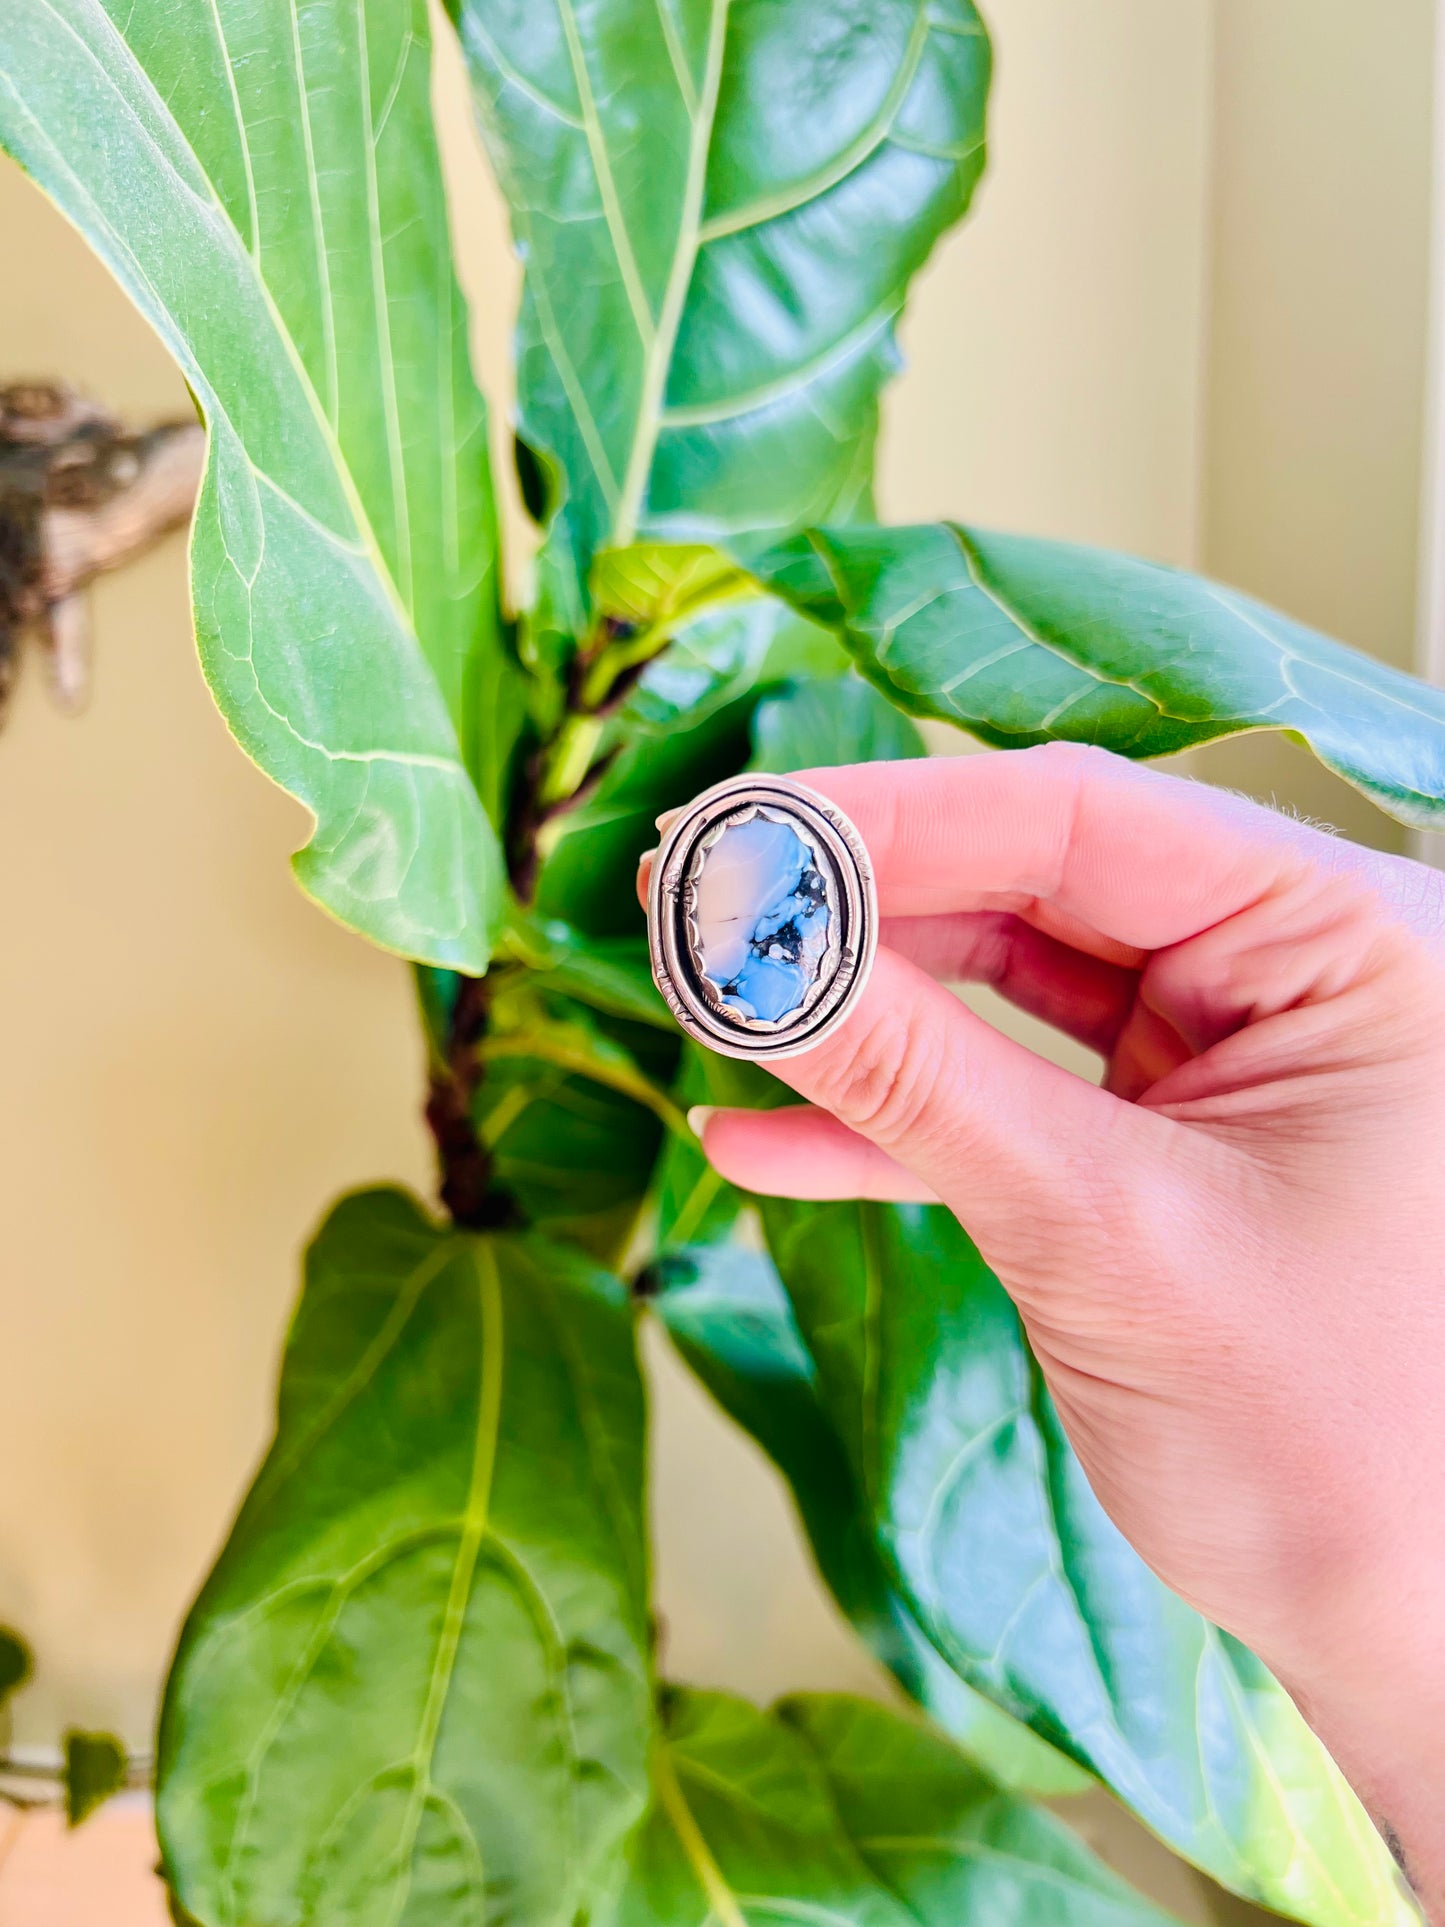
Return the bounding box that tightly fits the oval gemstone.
[694,816,831,1022]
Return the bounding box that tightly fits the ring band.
[647,774,878,1061]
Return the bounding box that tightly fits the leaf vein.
[696,0,932,245]
[285,0,340,425]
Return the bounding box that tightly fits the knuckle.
[1028,738,1110,776]
[811,1002,950,1151]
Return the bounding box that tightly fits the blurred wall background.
[0,1,1436,1916]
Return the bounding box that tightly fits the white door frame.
[1419,0,1445,690]
[1415,0,1445,857]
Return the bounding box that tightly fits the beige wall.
[1195,0,1437,847]
[0,1,1430,1915]
[882,0,1213,561]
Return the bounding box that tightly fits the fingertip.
[636,847,656,910]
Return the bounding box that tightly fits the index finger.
[793,742,1330,952]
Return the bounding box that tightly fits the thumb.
[698,945,1157,1265]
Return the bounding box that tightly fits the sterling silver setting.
[647,774,878,1061]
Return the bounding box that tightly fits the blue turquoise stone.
[694,817,830,1023]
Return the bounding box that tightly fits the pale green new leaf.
[761,1199,1414,1926]
[751,524,1445,825]
[450,0,990,596]
[621,1689,1178,1927]
[157,1188,652,1926]
[592,543,756,634]
[0,0,512,965]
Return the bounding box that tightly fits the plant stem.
[424,972,506,1230]
[505,615,652,903]
[430,619,634,1218]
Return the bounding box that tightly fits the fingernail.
[655,807,682,833]
[686,1106,716,1140]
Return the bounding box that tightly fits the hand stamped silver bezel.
[647,774,878,1061]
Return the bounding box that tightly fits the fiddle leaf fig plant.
[1,1,1439,1922]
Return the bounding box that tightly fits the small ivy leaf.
[63,1730,128,1828]
[0,1628,32,1705]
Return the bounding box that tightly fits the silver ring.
[647,775,878,1061]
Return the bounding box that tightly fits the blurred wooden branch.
[0,382,204,721]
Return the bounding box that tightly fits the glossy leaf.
[751,524,1445,824]
[533,546,896,932]
[474,984,679,1254]
[651,1242,1090,1799]
[158,1187,652,1926]
[451,0,990,597]
[0,0,511,965]
[624,600,848,740]
[760,1199,1411,1925]
[64,1731,128,1829]
[751,673,926,773]
[480,1054,663,1234]
[592,543,756,634]
[502,915,672,1029]
[651,1045,797,1253]
[621,1688,1176,1927]
[482,1002,686,1139]
[536,600,843,934]
[654,1154,739,1256]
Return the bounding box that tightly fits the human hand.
[644,743,1445,1908]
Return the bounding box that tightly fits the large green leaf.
[750,672,926,773]
[158,1187,652,1926]
[502,915,673,1029]
[450,0,989,596]
[749,524,1445,824]
[759,1200,1411,1926]
[480,1054,663,1231]
[651,1242,1090,1799]
[0,0,512,965]
[621,1688,1177,1927]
